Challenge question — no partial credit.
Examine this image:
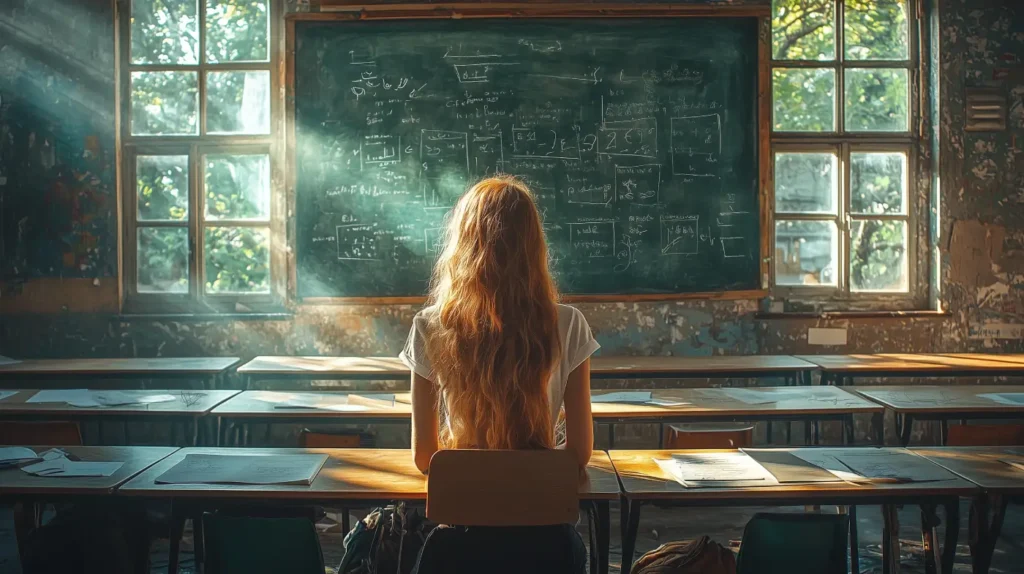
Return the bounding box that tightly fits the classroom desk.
[118,448,620,574]
[213,387,879,448]
[913,447,1024,574]
[610,448,977,574]
[0,358,241,390]
[796,354,1024,387]
[0,390,240,446]
[237,355,818,389]
[850,385,1024,446]
[0,446,179,500]
[592,386,884,447]
[936,354,1024,366]
[212,390,412,445]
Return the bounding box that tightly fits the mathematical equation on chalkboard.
[295,19,759,297]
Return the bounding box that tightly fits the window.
[121,0,276,311]
[771,0,915,298]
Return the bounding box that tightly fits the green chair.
[201,513,325,574]
[736,513,849,574]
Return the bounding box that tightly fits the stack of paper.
[16,449,123,477]
[27,390,176,408]
[155,453,329,486]
[654,452,780,488]
[0,447,41,468]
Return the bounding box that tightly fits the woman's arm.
[411,372,440,474]
[562,358,594,469]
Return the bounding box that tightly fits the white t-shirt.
[398,304,601,426]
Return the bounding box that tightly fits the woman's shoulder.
[555,304,589,327]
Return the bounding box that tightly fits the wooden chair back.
[0,421,82,446]
[666,423,754,449]
[427,449,579,526]
[946,424,1024,446]
[299,429,363,448]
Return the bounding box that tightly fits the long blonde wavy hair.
[425,175,560,451]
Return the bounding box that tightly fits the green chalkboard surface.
[294,18,760,298]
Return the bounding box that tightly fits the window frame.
[770,0,922,305]
[117,0,283,314]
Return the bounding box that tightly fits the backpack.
[337,503,433,574]
[631,536,736,574]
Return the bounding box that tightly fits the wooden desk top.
[237,357,407,377]
[609,448,976,501]
[238,355,816,380]
[850,385,1024,414]
[118,448,620,501]
[913,447,1024,493]
[0,358,241,377]
[589,355,817,376]
[0,446,178,496]
[0,390,240,417]
[935,354,1024,366]
[212,391,412,419]
[878,354,1024,372]
[591,386,881,420]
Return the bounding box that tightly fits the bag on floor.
[631,536,736,574]
[338,502,433,574]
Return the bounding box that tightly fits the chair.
[0,421,82,446]
[664,423,754,449]
[735,513,848,574]
[299,428,365,448]
[414,449,586,574]
[946,424,1024,446]
[201,513,325,574]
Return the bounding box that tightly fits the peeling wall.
[1,0,1023,366]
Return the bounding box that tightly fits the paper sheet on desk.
[21,458,123,477]
[794,449,955,483]
[251,391,377,412]
[719,389,775,405]
[0,391,16,401]
[654,452,780,488]
[27,390,176,408]
[155,453,329,485]
[0,355,20,366]
[592,392,653,404]
[0,447,41,467]
[979,393,1024,406]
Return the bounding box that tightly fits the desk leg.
[897,414,914,447]
[942,499,960,574]
[263,422,273,446]
[168,508,186,574]
[190,419,199,447]
[873,412,885,446]
[940,420,949,446]
[586,503,598,574]
[848,505,860,574]
[215,417,222,447]
[620,498,641,574]
[882,504,902,574]
[970,495,1007,574]
[920,504,941,574]
[767,420,774,445]
[607,424,615,450]
[844,415,856,446]
[596,500,610,574]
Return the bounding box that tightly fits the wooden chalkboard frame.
[286,4,771,304]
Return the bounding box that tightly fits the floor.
[2,501,1022,573]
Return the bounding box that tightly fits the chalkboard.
[294,18,761,298]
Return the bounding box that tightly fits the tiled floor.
[4,501,1021,573]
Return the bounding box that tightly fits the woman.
[400,175,600,474]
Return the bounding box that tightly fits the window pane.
[844,68,909,132]
[204,154,270,220]
[775,220,838,287]
[851,152,907,215]
[207,71,271,135]
[204,227,270,293]
[131,0,199,65]
[205,0,270,63]
[845,0,909,61]
[131,71,199,136]
[772,68,836,132]
[774,152,838,214]
[137,155,189,221]
[851,220,908,292]
[138,227,189,293]
[772,0,835,61]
